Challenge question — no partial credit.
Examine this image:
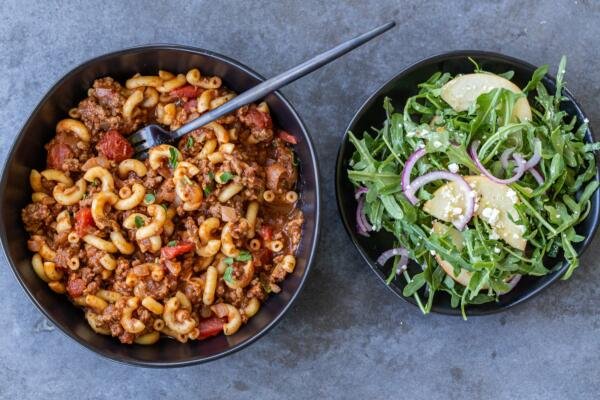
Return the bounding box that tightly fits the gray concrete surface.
[1,0,599,399]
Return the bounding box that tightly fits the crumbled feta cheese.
[417,142,425,149]
[506,188,518,204]
[448,163,459,173]
[433,140,442,148]
[494,247,501,254]
[489,231,500,240]
[430,250,436,256]
[481,207,500,225]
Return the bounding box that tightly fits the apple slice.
[431,221,475,287]
[440,73,532,122]
[423,175,526,251]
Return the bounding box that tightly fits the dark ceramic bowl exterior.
[336,50,600,316]
[0,45,320,366]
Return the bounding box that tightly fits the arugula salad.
[347,57,600,317]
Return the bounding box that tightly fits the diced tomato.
[47,142,74,170]
[259,225,273,241]
[278,130,298,145]
[183,99,198,112]
[96,130,134,162]
[196,317,224,340]
[160,242,195,259]
[66,278,86,298]
[75,208,95,237]
[170,85,200,99]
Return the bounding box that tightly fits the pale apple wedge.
[423,175,527,251]
[440,73,532,122]
[431,221,477,287]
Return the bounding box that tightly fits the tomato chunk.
[47,142,74,170]
[197,317,224,340]
[96,130,134,162]
[170,85,200,99]
[161,242,195,259]
[259,225,273,241]
[75,208,95,237]
[278,130,298,145]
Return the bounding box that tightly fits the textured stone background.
[1,1,599,399]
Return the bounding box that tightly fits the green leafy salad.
[347,57,600,317]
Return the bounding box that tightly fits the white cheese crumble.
[584,118,589,124]
[417,142,425,149]
[494,247,501,254]
[489,231,500,240]
[433,140,442,148]
[506,188,518,204]
[430,250,436,256]
[481,207,500,225]
[448,163,459,173]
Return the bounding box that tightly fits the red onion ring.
[355,188,372,236]
[377,247,409,269]
[500,145,544,185]
[498,274,522,295]
[470,141,526,184]
[524,139,542,170]
[354,186,368,200]
[405,171,475,230]
[401,148,426,204]
[529,168,544,185]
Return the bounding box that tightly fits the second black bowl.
[335,50,600,315]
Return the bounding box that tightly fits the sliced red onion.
[470,141,526,185]
[500,146,544,185]
[377,247,409,269]
[524,139,542,170]
[529,168,544,185]
[405,171,475,230]
[356,196,372,236]
[498,274,522,295]
[354,186,368,200]
[401,148,426,204]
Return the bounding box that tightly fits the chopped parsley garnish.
[223,257,234,265]
[167,240,177,247]
[203,186,213,196]
[223,266,234,284]
[219,171,234,183]
[208,171,215,180]
[134,215,144,228]
[168,147,179,169]
[144,193,155,204]
[186,136,195,149]
[236,251,252,262]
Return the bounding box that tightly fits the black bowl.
[336,50,600,315]
[0,45,321,366]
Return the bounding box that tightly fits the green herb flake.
[167,240,177,247]
[219,171,234,183]
[134,215,144,228]
[208,171,215,180]
[223,266,234,284]
[168,147,180,169]
[236,251,252,262]
[223,257,234,265]
[186,135,195,149]
[203,186,213,196]
[144,193,156,204]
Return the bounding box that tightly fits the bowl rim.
[335,49,600,316]
[0,43,321,367]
